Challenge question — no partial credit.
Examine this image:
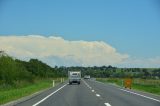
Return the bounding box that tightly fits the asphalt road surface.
[15,79,160,106]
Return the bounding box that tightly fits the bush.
[0,56,32,85]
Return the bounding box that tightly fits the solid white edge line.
[32,84,67,106]
[95,80,160,103]
[119,89,160,103]
[104,103,111,106]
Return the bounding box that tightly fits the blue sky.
[0,0,160,67]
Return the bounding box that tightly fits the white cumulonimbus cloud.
[0,35,129,66]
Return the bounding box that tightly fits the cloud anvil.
[0,35,128,66]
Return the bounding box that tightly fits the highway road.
[15,79,160,106]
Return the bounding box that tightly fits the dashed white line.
[119,88,160,103]
[84,80,112,106]
[32,84,67,106]
[104,103,111,106]
[96,94,100,97]
[83,80,92,89]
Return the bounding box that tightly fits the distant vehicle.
[68,71,81,85]
[84,75,90,79]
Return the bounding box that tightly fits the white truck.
[68,71,81,85]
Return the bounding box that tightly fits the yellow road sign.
[124,78,132,89]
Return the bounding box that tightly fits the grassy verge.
[97,78,123,86]
[132,83,160,95]
[96,78,160,95]
[0,78,65,105]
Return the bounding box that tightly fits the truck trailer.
[68,71,81,85]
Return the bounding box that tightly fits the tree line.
[0,53,160,86]
[0,55,65,85]
[59,65,160,79]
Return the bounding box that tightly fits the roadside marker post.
[53,80,55,87]
[61,78,62,83]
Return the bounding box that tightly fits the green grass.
[132,83,160,95]
[96,78,160,95]
[97,78,123,86]
[0,78,62,105]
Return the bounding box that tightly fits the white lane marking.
[96,94,100,97]
[85,80,112,105]
[104,103,111,106]
[83,80,91,89]
[95,80,160,103]
[119,89,160,103]
[32,84,67,106]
